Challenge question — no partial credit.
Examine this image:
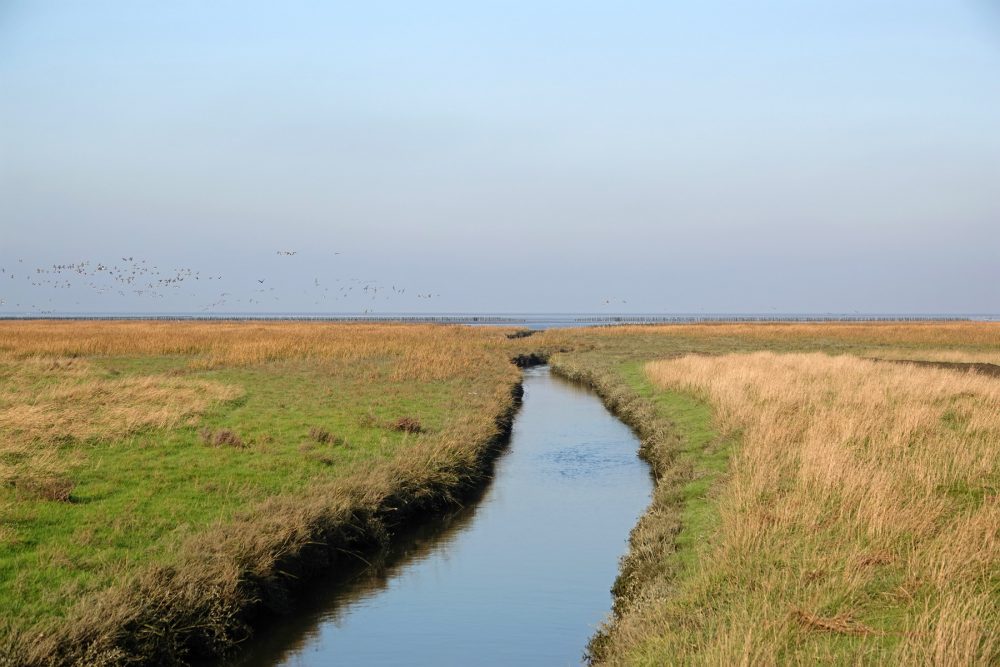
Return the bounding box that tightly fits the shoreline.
[548,354,727,663]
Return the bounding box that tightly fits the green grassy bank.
[0,322,530,665]
[547,352,734,663]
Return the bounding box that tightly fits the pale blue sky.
[2,1,999,313]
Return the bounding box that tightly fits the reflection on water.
[231,367,653,667]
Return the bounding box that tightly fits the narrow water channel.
[234,366,653,666]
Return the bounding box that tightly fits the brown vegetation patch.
[505,329,536,339]
[791,608,882,636]
[308,426,332,443]
[856,551,894,568]
[392,417,423,434]
[309,426,332,444]
[12,475,75,502]
[199,428,246,449]
[872,357,1000,378]
[511,352,549,367]
[306,427,344,446]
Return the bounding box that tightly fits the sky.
[2,1,999,314]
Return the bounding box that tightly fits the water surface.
[235,366,653,666]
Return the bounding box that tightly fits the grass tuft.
[12,475,75,503]
[791,608,883,636]
[392,417,423,434]
[199,428,246,449]
[308,426,333,443]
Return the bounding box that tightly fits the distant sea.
[1,313,997,330]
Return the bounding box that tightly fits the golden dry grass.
[538,321,1000,375]
[610,353,1000,664]
[0,320,516,381]
[0,358,240,442]
[0,352,241,487]
[595,321,1000,347]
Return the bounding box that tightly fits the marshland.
[1,320,997,665]
[5,2,1000,664]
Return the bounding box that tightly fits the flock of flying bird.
[0,251,442,313]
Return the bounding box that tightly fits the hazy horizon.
[3,2,1000,315]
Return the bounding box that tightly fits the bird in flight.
[257,279,265,284]
[276,250,297,256]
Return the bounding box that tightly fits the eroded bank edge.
[548,354,733,664]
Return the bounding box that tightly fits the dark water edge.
[219,499,487,666]
[225,367,654,667]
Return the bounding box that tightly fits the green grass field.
[0,322,525,664]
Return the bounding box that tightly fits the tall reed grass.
[609,353,1000,664]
